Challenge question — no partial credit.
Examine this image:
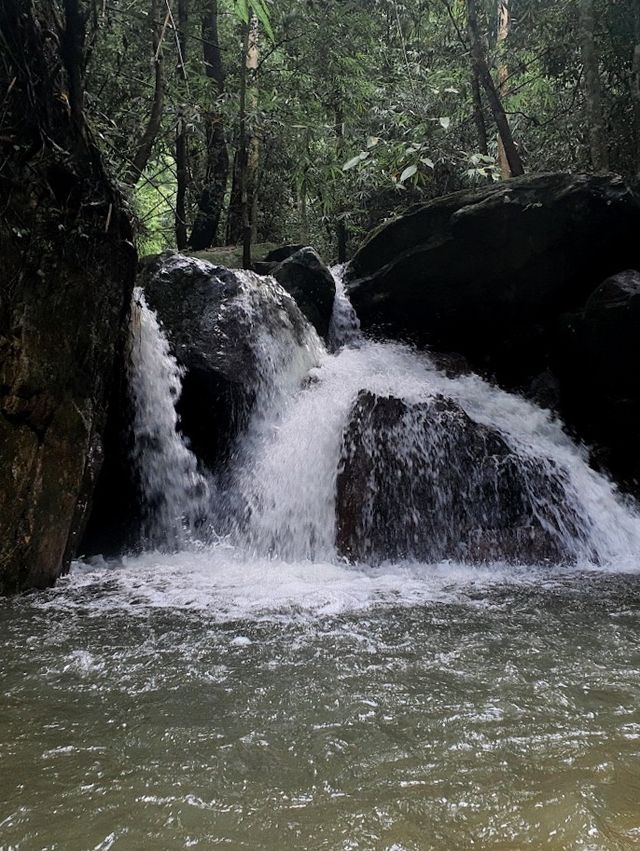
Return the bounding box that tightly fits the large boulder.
[271,247,336,339]
[84,252,322,555]
[0,3,136,592]
[336,391,589,566]
[145,252,325,458]
[141,253,314,469]
[346,173,640,388]
[263,243,306,263]
[552,270,640,492]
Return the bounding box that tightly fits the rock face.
[271,247,336,339]
[336,391,587,566]
[346,173,640,388]
[0,2,136,592]
[263,244,306,264]
[553,270,640,492]
[85,252,323,555]
[141,253,312,468]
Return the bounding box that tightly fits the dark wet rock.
[346,173,640,389]
[272,247,336,339]
[336,391,587,566]
[85,251,317,556]
[263,244,306,263]
[0,4,136,593]
[552,270,640,492]
[141,252,311,468]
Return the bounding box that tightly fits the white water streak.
[129,288,208,548]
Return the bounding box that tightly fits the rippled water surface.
[2,553,640,850]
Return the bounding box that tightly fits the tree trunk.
[226,151,242,244]
[496,0,511,178]
[61,0,87,131]
[226,16,258,255]
[466,0,524,177]
[580,0,609,172]
[632,4,640,175]
[175,0,189,249]
[335,101,348,263]
[470,66,488,157]
[0,0,136,593]
[123,0,164,185]
[242,15,259,268]
[189,0,230,249]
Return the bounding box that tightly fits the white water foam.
[115,267,640,619]
[328,263,361,350]
[129,288,209,547]
[217,334,640,567]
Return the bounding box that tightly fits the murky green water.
[2,557,640,850]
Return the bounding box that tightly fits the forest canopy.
[59,0,640,259]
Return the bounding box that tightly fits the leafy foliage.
[84,0,640,258]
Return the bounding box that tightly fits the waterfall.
[128,268,640,568]
[128,288,209,548]
[328,264,361,350]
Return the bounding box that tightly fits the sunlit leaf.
[342,152,369,170]
[399,164,417,182]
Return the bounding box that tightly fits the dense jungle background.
[70,0,640,260]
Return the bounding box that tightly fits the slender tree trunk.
[236,21,250,265]
[466,0,524,177]
[123,0,164,185]
[470,67,488,156]
[242,14,259,268]
[61,0,87,132]
[189,0,229,250]
[233,15,259,268]
[496,0,511,178]
[175,0,189,249]
[226,16,258,256]
[579,0,609,172]
[632,5,640,174]
[226,152,242,244]
[335,100,348,263]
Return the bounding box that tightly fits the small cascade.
[214,271,327,547]
[128,264,640,569]
[128,288,209,548]
[328,264,361,350]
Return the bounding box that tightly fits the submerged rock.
[272,247,336,339]
[336,391,588,566]
[346,173,640,388]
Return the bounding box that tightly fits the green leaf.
[420,157,435,169]
[399,164,417,183]
[342,152,369,170]
[251,0,274,41]
[439,116,451,130]
[367,136,381,148]
[233,0,249,24]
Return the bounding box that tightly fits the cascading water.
[128,266,640,570]
[129,288,209,548]
[328,263,361,351]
